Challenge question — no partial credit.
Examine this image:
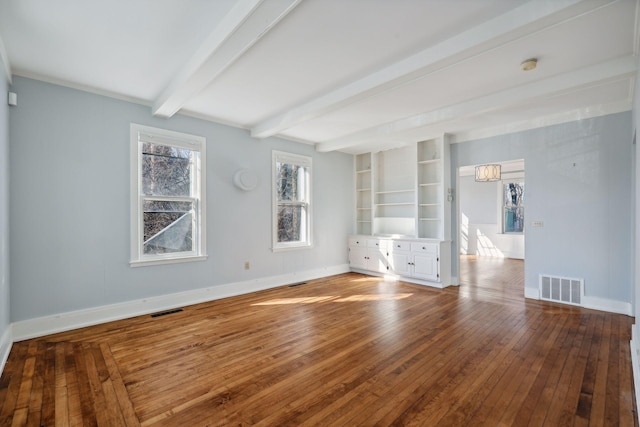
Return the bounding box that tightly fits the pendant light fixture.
[475,164,501,182]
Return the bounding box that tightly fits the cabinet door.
[368,248,388,273]
[389,252,410,276]
[349,246,369,270]
[412,253,439,281]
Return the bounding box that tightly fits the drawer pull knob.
[422,246,426,249]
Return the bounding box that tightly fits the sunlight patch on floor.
[252,296,337,306]
[334,293,413,302]
[251,293,413,306]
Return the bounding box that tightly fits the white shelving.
[373,146,416,236]
[353,136,450,240]
[417,137,450,239]
[355,153,373,235]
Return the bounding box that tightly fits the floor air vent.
[151,308,184,318]
[539,274,583,306]
[288,282,307,287]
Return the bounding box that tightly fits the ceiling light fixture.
[475,164,501,182]
[520,58,538,71]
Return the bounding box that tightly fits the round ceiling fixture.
[520,58,538,71]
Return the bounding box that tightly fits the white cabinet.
[348,237,388,274]
[410,242,439,281]
[388,240,411,276]
[348,245,369,270]
[389,241,439,282]
[349,236,450,288]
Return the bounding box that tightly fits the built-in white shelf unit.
[353,135,451,240]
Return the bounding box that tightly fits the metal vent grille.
[540,274,583,306]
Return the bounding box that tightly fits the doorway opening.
[457,160,525,300]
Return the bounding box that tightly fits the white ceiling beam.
[153,0,301,118]
[251,0,612,139]
[452,97,633,144]
[315,55,637,153]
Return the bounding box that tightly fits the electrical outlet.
[244,261,250,270]
[531,221,544,227]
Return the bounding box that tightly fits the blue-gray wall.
[0,57,9,339]
[9,77,353,322]
[451,112,633,303]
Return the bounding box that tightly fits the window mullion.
[142,195,197,203]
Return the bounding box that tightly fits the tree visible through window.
[142,143,194,254]
[131,124,206,266]
[273,151,312,249]
[503,181,524,233]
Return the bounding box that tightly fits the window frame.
[501,178,524,235]
[272,150,312,251]
[130,123,207,267]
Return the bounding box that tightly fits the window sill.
[130,255,208,268]
[272,244,313,253]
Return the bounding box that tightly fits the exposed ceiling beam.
[452,97,633,144]
[250,0,612,140]
[152,0,301,118]
[315,55,637,153]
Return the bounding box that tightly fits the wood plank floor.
[0,265,637,426]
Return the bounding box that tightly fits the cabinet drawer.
[367,239,388,250]
[411,242,438,255]
[348,237,366,247]
[391,241,411,252]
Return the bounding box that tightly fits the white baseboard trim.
[631,325,640,426]
[582,296,632,316]
[524,287,539,299]
[501,252,525,260]
[12,264,350,342]
[524,286,632,316]
[0,325,13,376]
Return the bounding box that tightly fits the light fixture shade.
[475,164,501,182]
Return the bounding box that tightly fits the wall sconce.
[233,168,258,191]
[475,164,501,182]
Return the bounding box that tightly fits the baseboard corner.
[0,325,13,376]
[524,287,539,300]
[582,296,632,316]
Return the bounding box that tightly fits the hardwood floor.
[459,254,526,302]
[0,270,636,426]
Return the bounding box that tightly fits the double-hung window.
[272,151,312,250]
[130,124,206,266]
[503,181,524,233]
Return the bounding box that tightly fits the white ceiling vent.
[540,274,583,307]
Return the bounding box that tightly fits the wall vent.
[288,281,307,288]
[151,308,184,318]
[539,274,583,306]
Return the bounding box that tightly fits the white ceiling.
[0,0,638,154]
